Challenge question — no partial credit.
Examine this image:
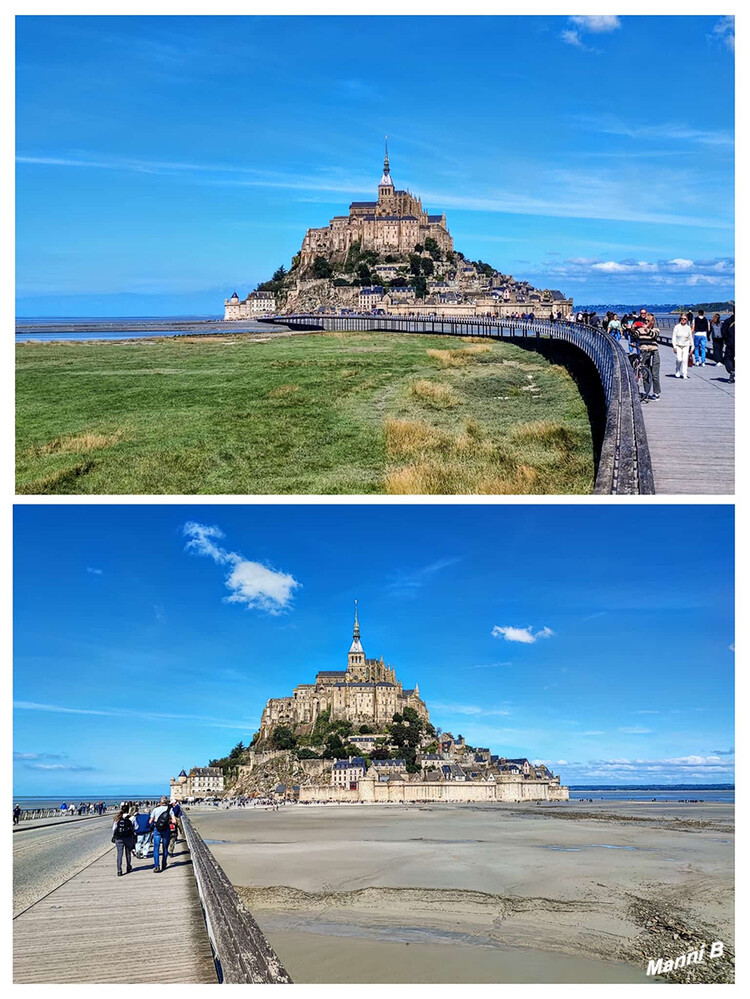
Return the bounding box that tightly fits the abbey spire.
[378,135,394,197]
[348,599,365,665]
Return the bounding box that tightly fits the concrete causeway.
[639,345,734,494]
[13,828,217,983]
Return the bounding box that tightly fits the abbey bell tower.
[348,599,366,675]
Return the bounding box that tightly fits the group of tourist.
[110,797,184,877]
[574,307,736,397]
[59,800,109,816]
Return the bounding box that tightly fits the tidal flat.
[16,330,594,495]
[189,799,734,984]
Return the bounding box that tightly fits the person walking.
[13,804,21,825]
[710,313,724,366]
[112,804,135,877]
[149,797,173,873]
[722,312,735,382]
[692,310,710,366]
[169,800,184,856]
[131,805,153,859]
[672,314,693,379]
[608,313,621,341]
[636,313,662,399]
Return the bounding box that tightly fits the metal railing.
[181,814,293,984]
[259,313,654,495]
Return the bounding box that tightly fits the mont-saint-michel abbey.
[172,605,569,805]
[258,602,430,740]
[225,141,572,320]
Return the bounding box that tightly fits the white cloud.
[431,703,512,717]
[710,16,734,52]
[569,15,621,33]
[619,726,653,734]
[13,700,256,730]
[562,15,621,50]
[183,521,299,614]
[582,730,604,736]
[86,567,103,575]
[561,29,587,49]
[491,625,554,644]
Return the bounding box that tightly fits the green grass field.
[16,330,595,494]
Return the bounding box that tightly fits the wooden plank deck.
[14,839,218,983]
[638,345,734,494]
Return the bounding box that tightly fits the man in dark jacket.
[722,313,735,382]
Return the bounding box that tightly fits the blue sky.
[16,14,734,316]
[14,504,734,793]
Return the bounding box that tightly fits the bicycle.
[629,347,657,401]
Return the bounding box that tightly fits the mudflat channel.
[189,800,734,983]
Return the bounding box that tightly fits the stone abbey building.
[258,603,429,741]
[299,140,453,267]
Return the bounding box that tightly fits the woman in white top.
[672,314,694,379]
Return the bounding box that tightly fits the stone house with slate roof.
[258,602,429,741]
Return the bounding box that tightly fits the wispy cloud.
[570,113,734,149]
[14,700,255,730]
[431,702,512,717]
[492,625,554,644]
[183,521,300,614]
[567,755,735,780]
[386,557,461,596]
[13,751,67,761]
[466,661,512,670]
[86,567,103,575]
[619,726,653,735]
[18,151,732,230]
[581,731,604,736]
[710,16,734,52]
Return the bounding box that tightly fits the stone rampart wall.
[300,777,569,804]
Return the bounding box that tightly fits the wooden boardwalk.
[14,839,218,983]
[638,345,734,494]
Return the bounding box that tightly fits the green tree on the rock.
[312,256,333,279]
[424,237,442,261]
[271,726,297,750]
[421,257,435,277]
[414,275,428,299]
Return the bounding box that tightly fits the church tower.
[348,600,366,674]
[377,136,394,206]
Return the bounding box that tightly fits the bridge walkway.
[637,344,734,494]
[13,838,218,983]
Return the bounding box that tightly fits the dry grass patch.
[384,419,444,458]
[385,458,542,495]
[426,345,492,367]
[33,430,124,456]
[409,379,460,409]
[268,383,301,398]
[510,419,577,448]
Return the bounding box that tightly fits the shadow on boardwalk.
[13,842,217,984]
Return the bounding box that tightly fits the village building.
[170,765,225,802]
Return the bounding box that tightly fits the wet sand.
[189,800,734,984]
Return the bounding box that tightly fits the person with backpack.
[149,797,173,873]
[112,803,136,877]
[131,805,153,859]
[168,800,184,856]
